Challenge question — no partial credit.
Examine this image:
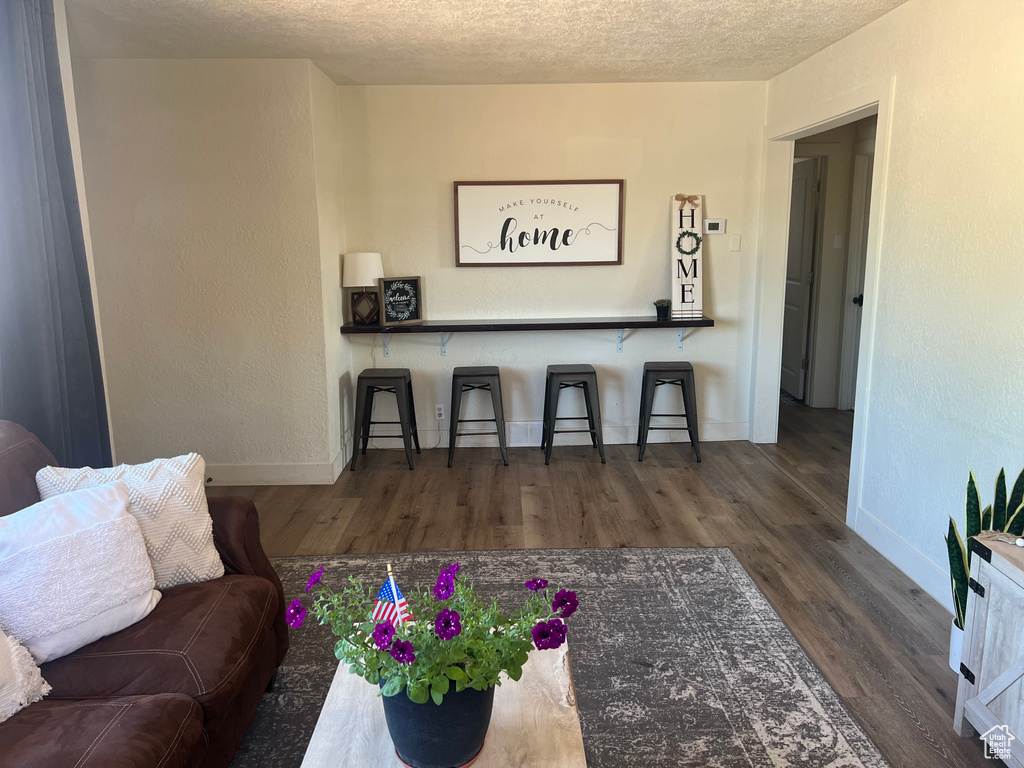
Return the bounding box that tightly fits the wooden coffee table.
[300,642,587,767]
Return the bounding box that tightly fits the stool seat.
[643,361,694,373]
[452,365,500,377]
[350,368,420,471]
[637,362,700,462]
[541,365,605,465]
[546,364,596,375]
[449,367,508,467]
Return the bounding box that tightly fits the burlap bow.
[675,194,701,209]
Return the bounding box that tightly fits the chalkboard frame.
[377,276,425,326]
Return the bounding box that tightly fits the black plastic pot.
[380,682,495,768]
[655,304,670,321]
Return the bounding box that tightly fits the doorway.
[772,114,877,518]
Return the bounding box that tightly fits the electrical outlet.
[435,404,445,421]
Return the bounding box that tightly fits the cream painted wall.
[767,0,1024,608]
[74,59,343,483]
[340,83,767,448]
[308,62,352,476]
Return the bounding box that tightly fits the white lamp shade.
[342,252,385,288]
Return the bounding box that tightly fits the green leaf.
[993,468,1008,530]
[1008,468,1024,532]
[946,517,969,630]
[982,505,993,531]
[1007,502,1024,537]
[445,666,467,682]
[431,675,449,699]
[381,677,404,697]
[513,650,529,667]
[966,472,982,565]
[431,687,444,706]
[407,682,429,704]
[506,664,523,682]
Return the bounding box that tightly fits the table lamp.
[343,252,385,325]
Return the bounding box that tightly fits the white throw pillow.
[0,629,51,723]
[36,454,224,589]
[0,482,161,663]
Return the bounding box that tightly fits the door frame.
[838,146,874,411]
[749,76,895,530]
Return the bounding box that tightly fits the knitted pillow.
[0,629,51,723]
[36,454,223,589]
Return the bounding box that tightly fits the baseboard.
[853,506,953,615]
[206,459,341,487]
[363,420,749,450]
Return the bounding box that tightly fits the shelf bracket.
[383,332,390,358]
[441,332,450,357]
[617,329,624,353]
[678,329,684,351]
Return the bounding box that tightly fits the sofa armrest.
[207,495,289,664]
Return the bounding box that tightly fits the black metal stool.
[448,366,508,468]
[350,368,420,471]
[636,361,700,462]
[541,364,606,465]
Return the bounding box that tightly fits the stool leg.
[361,388,375,455]
[395,382,415,470]
[540,374,551,449]
[681,373,701,462]
[638,372,658,462]
[636,372,647,447]
[587,377,606,464]
[544,377,560,466]
[350,383,367,471]
[582,382,598,449]
[489,378,509,466]
[448,379,462,468]
[407,380,421,453]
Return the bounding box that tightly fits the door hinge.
[960,663,976,685]
[812,180,821,193]
[969,577,985,597]
[801,358,808,370]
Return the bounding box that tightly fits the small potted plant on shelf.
[946,466,1024,671]
[288,562,580,768]
[653,298,671,321]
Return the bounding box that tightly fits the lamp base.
[351,291,380,325]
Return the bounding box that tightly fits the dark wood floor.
[211,404,987,767]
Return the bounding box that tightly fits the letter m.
[676,258,698,278]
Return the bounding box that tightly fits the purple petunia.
[552,589,579,619]
[531,618,567,650]
[525,578,548,591]
[434,608,462,641]
[285,598,307,629]
[389,639,416,664]
[434,563,460,600]
[372,621,396,650]
[305,566,324,592]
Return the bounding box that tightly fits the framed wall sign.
[454,180,624,267]
[377,276,425,326]
[671,194,704,319]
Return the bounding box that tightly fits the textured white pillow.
[0,629,51,723]
[36,454,224,589]
[0,482,161,663]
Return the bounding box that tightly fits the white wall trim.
[207,450,346,487]
[853,506,953,616]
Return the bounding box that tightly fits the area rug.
[230,548,890,768]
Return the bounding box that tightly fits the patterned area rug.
[230,548,890,768]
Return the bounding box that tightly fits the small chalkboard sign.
[377,276,425,326]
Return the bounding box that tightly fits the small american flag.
[371,569,412,627]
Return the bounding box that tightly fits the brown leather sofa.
[0,421,288,768]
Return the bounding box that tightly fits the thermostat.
[704,219,726,234]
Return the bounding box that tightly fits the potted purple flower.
[287,563,579,768]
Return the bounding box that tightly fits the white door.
[838,152,873,411]
[780,158,818,400]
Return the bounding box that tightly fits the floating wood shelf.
[340,315,714,335]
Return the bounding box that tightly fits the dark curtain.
[0,0,111,467]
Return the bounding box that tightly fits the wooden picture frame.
[454,180,624,267]
[377,276,425,326]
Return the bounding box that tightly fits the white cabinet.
[954,533,1024,767]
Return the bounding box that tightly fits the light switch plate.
[833,234,844,249]
[729,234,742,252]
[704,218,726,234]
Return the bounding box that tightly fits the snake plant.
[946,467,1024,629]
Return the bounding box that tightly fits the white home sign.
[671,194,704,319]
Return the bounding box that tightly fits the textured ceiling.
[65,0,908,85]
